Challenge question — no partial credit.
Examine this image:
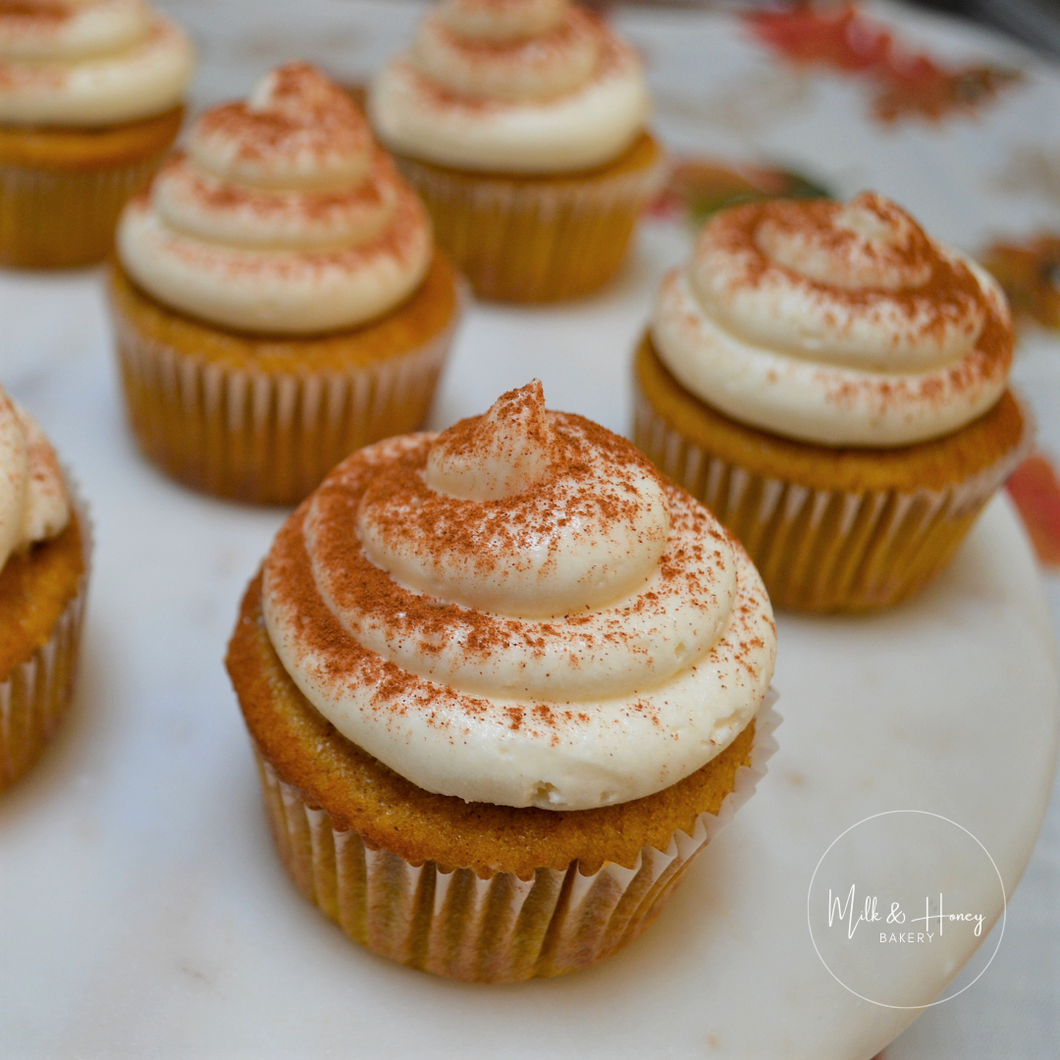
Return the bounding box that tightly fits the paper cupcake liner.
[396,148,666,303]
[112,306,460,507]
[253,695,778,983]
[0,152,169,269]
[634,387,1034,612]
[0,479,92,792]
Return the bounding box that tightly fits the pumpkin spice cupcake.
[108,63,461,506]
[634,192,1031,612]
[0,387,90,791]
[226,381,777,982]
[0,0,193,269]
[369,0,664,302]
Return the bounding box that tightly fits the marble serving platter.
[0,2,1058,1057]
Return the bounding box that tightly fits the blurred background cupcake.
[369,0,664,303]
[227,381,777,981]
[108,62,461,507]
[634,192,1032,612]
[0,0,193,269]
[0,386,90,791]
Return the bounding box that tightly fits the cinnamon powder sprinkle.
[159,149,391,225]
[433,8,597,60]
[196,63,372,166]
[703,196,1012,415]
[401,22,631,111]
[152,180,427,277]
[262,403,772,747]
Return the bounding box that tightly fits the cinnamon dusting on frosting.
[155,149,391,230]
[702,195,999,362]
[354,382,676,618]
[261,383,775,810]
[652,191,1014,447]
[0,2,192,125]
[398,28,630,113]
[437,0,568,42]
[118,63,433,334]
[146,177,425,277]
[412,5,604,104]
[369,0,649,172]
[194,64,372,182]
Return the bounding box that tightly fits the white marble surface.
[0,230,1056,1060]
[0,2,1058,1056]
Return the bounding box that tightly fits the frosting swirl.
[262,382,775,810]
[368,0,650,173]
[117,63,433,335]
[651,193,1013,447]
[0,387,69,573]
[0,0,193,126]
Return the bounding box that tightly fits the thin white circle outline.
[806,809,1007,1010]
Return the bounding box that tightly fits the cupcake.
[634,192,1032,612]
[368,0,664,302]
[108,63,461,506]
[226,380,777,982]
[0,0,193,269]
[0,387,90,791]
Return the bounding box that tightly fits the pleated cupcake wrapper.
[634,386,1035,612]
[254,694,779,983]
[396,152,666,303]
[0,153,168,269]
[0,477,92,792]
[113,307,459,506]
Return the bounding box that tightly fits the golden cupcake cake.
[0,0,193,268]
[634,192,1031,612]
[226,381,777,982]
[0,387,90,791]
[368,0,663,302]
[108,63,461,506]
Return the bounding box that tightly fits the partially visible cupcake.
[634,192,1031,612]
[226,381,777,982]
[369,0,663,302]
[109,63,461,506]
[0,0,193,268]
[0,387,90,791]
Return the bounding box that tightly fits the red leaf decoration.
[744,2,1021,124]
[1007,452,1060,568]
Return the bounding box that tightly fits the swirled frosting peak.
[368,0,650,172]
[437,0,568,43]
[262,382,776,810]
[425,378,555,499]
[0,0,193,126]
[652,192,1014,447]
[189,64,374,192]
[360,380,671,617]
[0,388,69,573]
[118,63,433,334]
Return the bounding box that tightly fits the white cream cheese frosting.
[368,0,650,173]
[117,63,433,335]
[0,387,69,573]
[262,381,776,811]
[651,193,1014,448]
[0,0,193,126]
